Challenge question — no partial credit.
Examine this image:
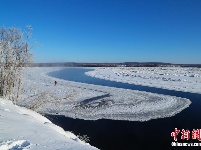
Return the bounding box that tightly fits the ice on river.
[86,67,201,94]
[18,67,191,122]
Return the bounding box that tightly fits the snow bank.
[0,99,98,150]
[17,67,191,122]
[86,67,201,94]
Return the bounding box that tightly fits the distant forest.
[31,62,201,68]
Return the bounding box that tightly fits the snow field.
[1,67,191,149]
[18,67,191,122]
[85,67,201,94]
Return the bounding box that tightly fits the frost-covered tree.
[0,26,33,104]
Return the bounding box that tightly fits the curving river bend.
[46,68,201,150]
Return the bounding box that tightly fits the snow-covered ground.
[86,67,201,94]
[1,67,192,149]
[0,99,97,150]
[18,67,191,122]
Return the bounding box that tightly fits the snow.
[0,140,30,150]
[85,67,201,94]
[0,67,193,149]
[0,99,98,150]
[17,67,191,122]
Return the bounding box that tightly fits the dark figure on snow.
[54,81,57,86]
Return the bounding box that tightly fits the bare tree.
[0,26,33,104]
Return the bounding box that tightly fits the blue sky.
[1,0,201,64]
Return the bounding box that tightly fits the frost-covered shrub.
[0,26,33,103]
[77,134,90,143]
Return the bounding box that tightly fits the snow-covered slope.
[0,99,97,150]
[86,67,201,94]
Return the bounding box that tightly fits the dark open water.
[46,68,201,150]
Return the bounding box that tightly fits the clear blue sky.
[1,0,201,64]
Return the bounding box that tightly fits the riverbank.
[0,98,97,150]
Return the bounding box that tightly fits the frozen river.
[46,67,201,150]
[48,67,198,95]
[86,67,201,94]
